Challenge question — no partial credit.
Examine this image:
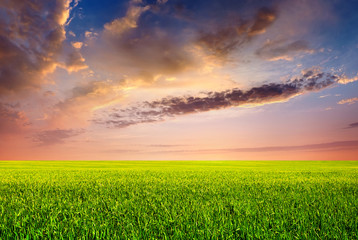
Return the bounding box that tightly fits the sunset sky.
[1,0,358,160]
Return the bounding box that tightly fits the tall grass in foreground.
[0,161,357,239]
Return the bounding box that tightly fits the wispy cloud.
[149,144,188,148]
[0,103,30,135]
[228,141,358,152]
[49,80,125,128]
[33,129,85,146]
[104,0,150,36]
[256,40,315,61]
[319,94,330,98]
[338,97,358,105]
[151,140,358,154]
[345,122,358,129]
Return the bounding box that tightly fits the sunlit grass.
[0,161,357,239]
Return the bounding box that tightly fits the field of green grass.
[0,161,357,239]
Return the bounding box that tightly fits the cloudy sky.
[1,0,358,160]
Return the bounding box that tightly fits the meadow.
[0,161,357,239]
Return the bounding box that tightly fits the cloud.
[68,31,76,37]
[346,122,358,129]
[71,41,83,49]
[0,0,75,94]
[104,0,150,36]
[229,140,358,152]
[0,103,30,134]
[86,1,279,86]
[151,140,358,154]
[95,71,337,128]
[32,128,85,145]
[49,80,126,128]
[149,144,187,148]
[338,97,358,105]
[196,26,244,59]
[196,7,277,58]
[256,40,315,61]
[337,74,358,84]
[85,0,196,85]
[43,91,56,97]
[64,50,88,72]
[84,0,332,90]
[52,2,281,126]
[84,31,97,40]
[248,7,277,36]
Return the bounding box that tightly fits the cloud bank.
[96,71,338,128]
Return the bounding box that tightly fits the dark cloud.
[33,128,85,146]
[346,122,358,129]
[256,40,314,61]
[197,7,277,58]
[0,103,29,134]
[197,26,244,58]
[95,71,338,128]
[0,0,74,94]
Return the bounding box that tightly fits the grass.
[0,161,357,239]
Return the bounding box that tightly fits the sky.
[0,0,358,160]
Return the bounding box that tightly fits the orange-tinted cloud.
[104,0,150,36]
[71,41,83,49]
[337,74,358,84]
[338,97,358,105]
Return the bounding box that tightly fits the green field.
[0,161,357,239]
